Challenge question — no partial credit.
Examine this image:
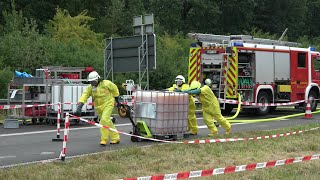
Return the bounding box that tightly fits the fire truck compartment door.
[255,51,275,84]
[290,51,308,94]
[274,52,290,80]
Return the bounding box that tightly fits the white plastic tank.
[134,90,188,135]
[52,84,93,111]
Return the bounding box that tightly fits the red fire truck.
[187,33,320,115]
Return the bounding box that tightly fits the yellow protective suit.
[199,85,231,134]
[167,84,198,134]
[80,80,120,142]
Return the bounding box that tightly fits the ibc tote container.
[51,84,93,112]
[134,90,189,136]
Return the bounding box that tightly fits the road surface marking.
[40,152,55,155]
[0,123,131,137]
[0,119,290,137]
[0,156,16,159]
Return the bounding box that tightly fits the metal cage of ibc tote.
[133,90,189,140]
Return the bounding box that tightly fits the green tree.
[46,8,104,50]
[44,8,104,71]
[149,33,192,90]
[0,2,49,72]
[306,0,320,38]
[0,51,14,98]
[149,0,184,35]
[253,0,307,40]
[217,0,255,34]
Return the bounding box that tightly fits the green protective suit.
[199,85,231,133]
[167,84,198,134]
[80,80,120,142]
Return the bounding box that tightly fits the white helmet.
[205,78,212,86]
[87,71,100,81]
[175,75,185,83]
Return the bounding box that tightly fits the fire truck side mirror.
[226,47,232,54]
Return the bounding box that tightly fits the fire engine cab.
[187,33,320,115]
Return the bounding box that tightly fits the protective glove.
[115,96,121,108]
[183,90,190,94]
[74,102,84,116]
[187,89,201,95]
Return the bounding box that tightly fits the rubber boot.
[110,139,120,144]
[226,128,232,134]
[208,131,218,137]
[190,132,198,135]
[100,140,107,146]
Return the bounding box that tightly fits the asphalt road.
[0,107,319,168]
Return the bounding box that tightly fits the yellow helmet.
[190,81,201,90]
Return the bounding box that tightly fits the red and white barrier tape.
[69,115,319,144]
[59,112,70,161]
[120,154,320,180]
[218,99,306,107]
[0,96,309,110]
[69,114,174,143]
[182,127,319,144]
[0,103,54,110]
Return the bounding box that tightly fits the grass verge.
[1,123,320,180]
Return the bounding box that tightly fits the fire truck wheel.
[307,91,318,111]
[221,104,234,116]
[270,106,277,112]
[50,119,56,125]
[39,118,44,123]
[45,118,50,124]
[256,91,271,116]
[32,118,37,124]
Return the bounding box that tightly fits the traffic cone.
[304,99,312,119]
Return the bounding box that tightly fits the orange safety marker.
[304,99,313,119]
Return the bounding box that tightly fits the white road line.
[40,152,55,155]
[0,123,131,137]
[0,118,291,137]
[0,156,17,159]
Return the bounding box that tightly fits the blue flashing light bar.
[310,46,316,51]
[191,43,198,47]
[233,42,243,47]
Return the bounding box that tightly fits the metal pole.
[104,43,106,80]
[111,38,114,82]
[138,46,141,87]
[278,28,288,42]
[146,34,149,90]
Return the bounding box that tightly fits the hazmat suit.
[167,84,198,135]
[77,74,120,145]
[187,81,231,136]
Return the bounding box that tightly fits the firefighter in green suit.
[167,75,198,135]
[75,71,121,145]
[186,80,231,136]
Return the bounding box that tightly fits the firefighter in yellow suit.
[75,71,120,145]
[186,80,231,136]
[167,75,198,135]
